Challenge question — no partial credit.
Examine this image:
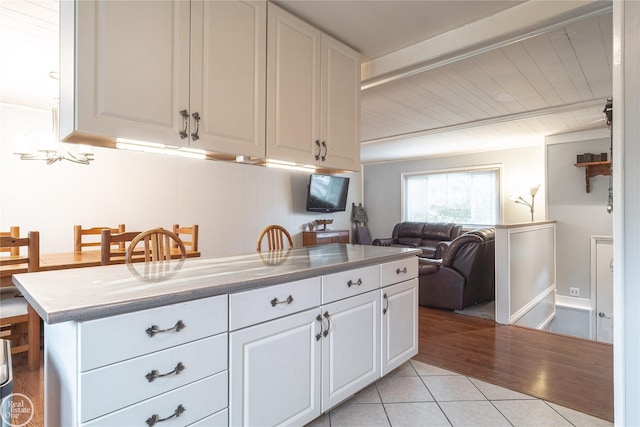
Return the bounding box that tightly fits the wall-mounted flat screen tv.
[306,174,350,213]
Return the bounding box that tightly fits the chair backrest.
[75,224,125,252]
[257,225,293,251]
[0,226,20,256]
[172,224,199,252]
[0,231,40,272]
[100,230,142,265]
[442,227,495,289]
[127,228,187,262]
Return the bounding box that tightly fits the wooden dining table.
[0,249,201,287]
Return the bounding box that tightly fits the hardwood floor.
[9,306,613,426]
[414,307,614,423]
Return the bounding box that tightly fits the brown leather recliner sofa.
[418,227,495,310]
[372,222,463,258]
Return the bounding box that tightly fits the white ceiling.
[0,0,613,164]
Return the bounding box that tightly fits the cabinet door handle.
[396,267,408,275]
[347,278,362,287]
[316,313,324,341]
[323,311,331,337]
[146,404,185,426]
[315,140,321,160]
[146,320,185,337]
[191,112,200,141]
[321,140,327,161]
[179,110,189,139]
[145,362,185,382]
[271,295,294,307]
[383,293,389,315]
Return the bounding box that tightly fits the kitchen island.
[14,244,420,426]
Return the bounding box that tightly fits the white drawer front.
[188,408,228,426]
[380,257,419,287]
[80,334,227,422]
[322,265,380,304]
[80,294,227,371]
[229,277,321,331]
[82,371,228,427]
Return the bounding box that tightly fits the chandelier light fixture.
[13,72,94,165]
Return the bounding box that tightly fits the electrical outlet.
[570,287,580,297]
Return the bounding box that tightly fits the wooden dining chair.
[127,228,187,262]
[172,224,199,252]
[256,225,293,252]
[100,230,141,265]
[75,224,126,252]
[0,231,41,370]
[0,226,20,256]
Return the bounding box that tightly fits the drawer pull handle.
[145,362,185,382]
[396,267,408,275]
[271,295,294,307]
[146,404,185,426]
[383,293,390,314]
[191,112,200,141]
[179,109,189,139]
[323,311,331,337]
[347,278,363,287]
[146,320,185,337]
[316,314,324,341]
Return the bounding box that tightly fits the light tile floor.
[307,359,613,427]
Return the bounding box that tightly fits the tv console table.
[303,229,349,246]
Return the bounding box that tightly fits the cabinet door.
[266,3,321,165]
[381,279,419,376]
[320,35,361,171]
[63,0,190,145]
[229,308,322,426]
[321,291,380,411]
[190,0,266,157]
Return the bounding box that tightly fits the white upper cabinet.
[60,0,359,170]
[60,0,190,145]
[266,3,361,171]
[60,0,266,158]
[190,1,266,157]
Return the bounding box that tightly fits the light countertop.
[13,244,419,324]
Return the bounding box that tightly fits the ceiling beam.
[361,99,608,145]
[361,0,612,90]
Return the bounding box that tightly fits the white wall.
[362,145,546,240]
[0,103,362,256]
[545,129,613,299]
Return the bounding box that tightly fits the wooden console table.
[303,230,349,247]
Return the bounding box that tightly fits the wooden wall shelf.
[575,161,611,193]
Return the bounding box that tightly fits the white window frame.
[401,164,503,227]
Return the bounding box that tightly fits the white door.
[381,278,419,376]
[266,3,320,165]
[594,237,614,343]
[190,0,266,157]
[69,0,190,145]
[321,291,380,411]
[229,308,322,426]
[320,35,361,171]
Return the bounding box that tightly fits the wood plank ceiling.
[360,12,613,163]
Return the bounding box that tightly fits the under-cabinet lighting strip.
[115,138,207,160]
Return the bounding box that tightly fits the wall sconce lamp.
[512,184,540,222]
